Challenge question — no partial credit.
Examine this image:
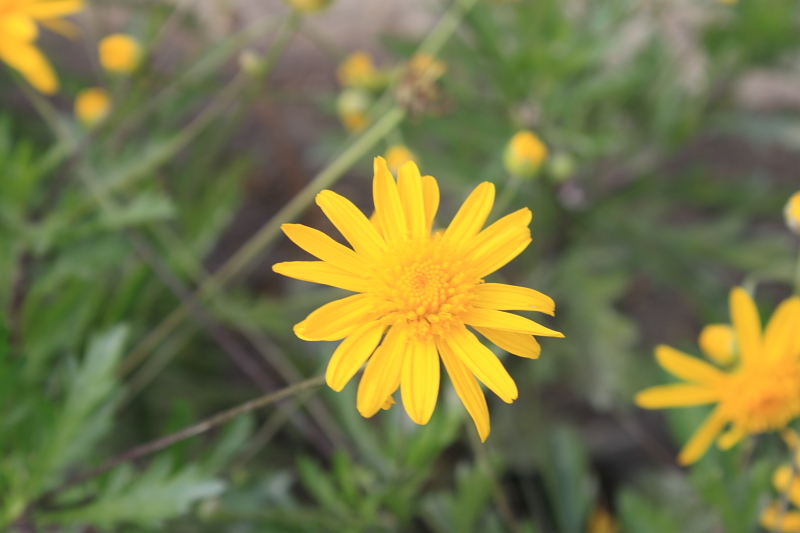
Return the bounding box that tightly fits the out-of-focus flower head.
[785,191,800,235]
[761,432,800,532]
[396,53,448,116]
[635,288,800,465]
[0,0,84,94]
[586,505,620,533]
[698,324,736,366]
[75,87,111,127]
[336,88,372,132]
[283,0,332,13]
[384,145,415,175]
[337,51,387,90]
[99,34,142,74]
[503,130,548,179]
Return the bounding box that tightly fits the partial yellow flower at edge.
[586,506,620,533]
[761,461,800,532]
[504,130,548,179]
[635,287,800,465]
[786,191,800,235]
[0,0,85,94]
[75,87,111,127]
[272,157,563,441]
[698,324,735,366]
[99,34,141,74]
[283,0,332,13]
[385,145,415,175]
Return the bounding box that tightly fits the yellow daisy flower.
[273,157,563,440]
[635,288,800,465]
[0,0,83,94]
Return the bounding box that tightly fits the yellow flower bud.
[337,51,381,89]
[283,0,332,13]
[75,88,111,127]
[336,88,371,132]
[785,191,800,235]
[503,130,548,178]
[385,145,415,175]
[99,34,142,74]
[407,53,447,83]
[698,324,736,366]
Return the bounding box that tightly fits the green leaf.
[101,192,176,228]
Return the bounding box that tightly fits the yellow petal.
[677,406,728,465]
[730,287,762,365]
[438,338,490,441]
[272,261,370,292]
[464,207,531,255]
[634,384,720,408]
[23,0,83,19]
[442,325,517,403]
[381,395,396,410]
[654,345,725,385]
[472,283,555,315]
[325,321,385,391]
[764,296,800,362]
[443,182,495,245]
[717,426,745,450]
[373,156,407,244]
[357,325,406,418]
[698,324,736,366]
[316,190,387,263]
[301,294,374,341]
[421,175,439,233]
[470,225,532,278]
[474,327,541,359]
[773,464,800,507]
[400,335,439,425]
[0,15,38,41]
[462,308,564,337]
[0,39,59,94]
[397,161,427,240]
[281,224,365,275]
[760,504,800,532]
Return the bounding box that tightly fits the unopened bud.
[337,88,372,132]
[698,324,735,366]
[99,34,142,74]
[503,130,547,179]
[385,145,415,174]
[75,88,111,128]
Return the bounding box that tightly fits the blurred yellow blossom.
[760,446,800,532]
[503,130,548,178]
[785,191,800,235]
[337,88,371,132]
[273,157,562,440]
[99,34,141,73]
[698,324,736,366]
[384,145,415,174]
[337,51,380,89]
[284,0,331,13]
[636,288,800,465]
[0,0,83,94]
[586,506,620,533]
[75,87,111,127]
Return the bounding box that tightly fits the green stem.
[491,174,522,221]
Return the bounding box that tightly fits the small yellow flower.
[635,288,800,465]
[273,157,563,440]
[385,145,415,175]
[586,506,620,533]
[337,51,378,89]
[698,324,736,366]
[283,0,331,13]
[337,88,371,132]
[503,130,548,179]
[785,191,800,235]
[761,445,800,532]
[74,87,111,127]
[98,34,141,74]
[0,0,84,94]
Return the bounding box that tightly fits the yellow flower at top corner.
[74,87,110,127]
[272,157,563,440]
[0,0,84,94]
[785,191,800,235]
[284,0,332,14]
[635,287,800,465]
[99,34,141,74]
[503,130,548,179]
[384,145,415,175]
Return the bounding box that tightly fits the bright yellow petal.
[443,325,517,403]
[717,426,745,450]
[472,283,555,315]
[462,308,563,337]
[474,326,540,359]
[357,325,406,418]
[463,207,531,255]
[773,464,800,507]
[470,225,531,278]
[764,296,800,362]
[300,294,374,341]
[634,384,720,408]
[0,15,38,41]
[654,345,726,385]
[272,261,369,292]
[397,161,427,240]
[730,287,762,365]
[438,338,490,441]
[760,504,800,532]
[0,39,59,94]
[677,406,728,465]
[373,156,407,244]
[325,321,385,391]
[281,224,365,275]
[443,182,495,245]
[316,190,387,263]
[23,0,83,19]
[400,335,439,424]
[421,175,439,233]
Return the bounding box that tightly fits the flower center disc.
[724,362,800,433]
